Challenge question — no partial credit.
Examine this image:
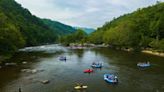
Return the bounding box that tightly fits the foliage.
[42,19,76,36]
[0,10,25,54]
[89,2,164,51]
[60,29,87,45]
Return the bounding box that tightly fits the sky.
[15,0,164,28]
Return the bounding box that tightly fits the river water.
[0,44,164,92]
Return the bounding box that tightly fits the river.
[0,44,164,92]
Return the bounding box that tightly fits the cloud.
[15,0,164,28]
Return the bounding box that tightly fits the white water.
[19,44,67,53]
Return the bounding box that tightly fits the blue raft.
[59,56,66,61]
[104,74,118,84]
[91,63,103,68]
[137,63,150,68]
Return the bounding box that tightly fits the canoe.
[104,74,118,84]
[74,85,88,90]
[83,69,93,73]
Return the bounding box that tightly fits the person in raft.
[114,76,118,82]
[80,83,83,87]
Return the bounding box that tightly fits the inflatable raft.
[91,63,103,68]
[137,63,150,67]
[104,74,118,84]
[59,56,66,61]
[83,69,93,73]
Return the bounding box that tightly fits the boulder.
[22,62,27,64]
[41,80,49,84]
[31,69,37,73]
[5,63,17,66]
[21,69,31,72]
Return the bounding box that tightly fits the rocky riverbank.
[0,55,11,64]
[142,50,164,57]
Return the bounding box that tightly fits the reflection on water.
[0,44,164,92]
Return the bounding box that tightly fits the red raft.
[83,69,93,73]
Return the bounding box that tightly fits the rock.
[31,69,37,73]
[38,69,44,72]
[5,63,17,66]
[22,62,27,64]
[21,69,44,74]
[162,85,164,89]
[41,80,49,84]
[21,69,31,72]
[0,66,2,69]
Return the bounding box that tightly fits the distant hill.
[74,27,95,34]
[42,19,76,35]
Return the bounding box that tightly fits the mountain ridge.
[42,19,76,35]
[74,27,95,34]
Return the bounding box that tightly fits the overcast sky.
[15,0,164,28]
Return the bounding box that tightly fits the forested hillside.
[42,19,76,35]
[0,0,55,54]
[89,2,164,51]
[0,0,75,55]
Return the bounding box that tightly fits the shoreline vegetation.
[0,55,12,64]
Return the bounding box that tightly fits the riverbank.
[106,46,164,57]
[142,50,164,57]
[0,55,11,64]
[69,43,164,58]
[0,56,8,68]
[68,43,109,48]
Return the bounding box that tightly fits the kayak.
[74,85,88,90]
[104,74,118,84]
[83,69,93,73]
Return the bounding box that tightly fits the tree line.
[88,2,164,52]
[60,29,87,46]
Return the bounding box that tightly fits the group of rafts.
[75,62,118,90]
[59,56,151,90]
